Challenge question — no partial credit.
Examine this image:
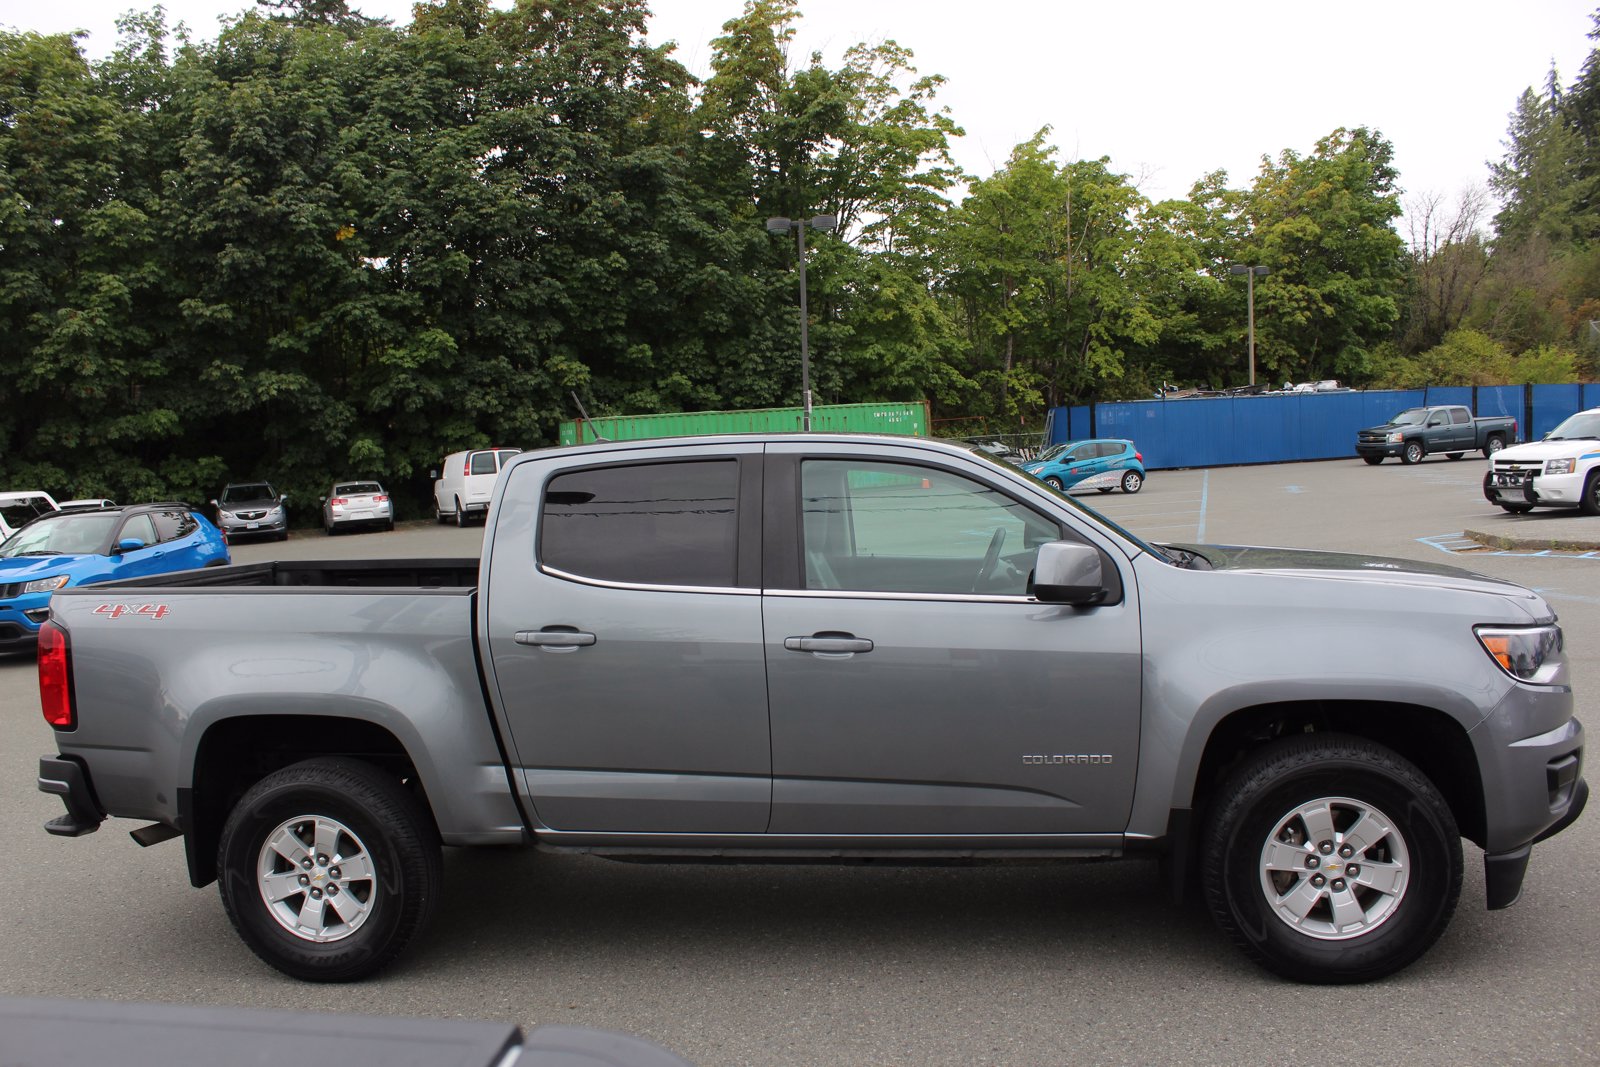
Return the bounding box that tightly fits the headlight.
[1475,624,1563,683]
[22,575,70,594]
[219,510,236,520]
[1545,458,1576,475]
[1386,432,1403,443]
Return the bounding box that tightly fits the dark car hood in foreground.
[1164,543,1537,599]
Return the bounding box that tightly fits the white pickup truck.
[1483,407,1600,514]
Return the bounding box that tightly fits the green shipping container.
[559,401,930,446]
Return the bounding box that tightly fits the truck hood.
[1166,543,1540,601]
[1491,438,1600,464]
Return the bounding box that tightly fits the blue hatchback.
[0,503,229,653]
[1021,438,1146,494]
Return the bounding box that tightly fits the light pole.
[1228,264,1270,387]
[767,214,837,430]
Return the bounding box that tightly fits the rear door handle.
[515,628,597,651]
[784,634,874,655]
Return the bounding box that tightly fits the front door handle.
[784,634,874,655]
[515,628,597,651]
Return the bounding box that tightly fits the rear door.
[761,442,1143,838]
[483,443,771,834]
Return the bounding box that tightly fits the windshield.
[221,484,275,504]
[1546,411,1600,441]
[1037,443,1070,462]
[0,512,119,557]
[1389,409,1428,426]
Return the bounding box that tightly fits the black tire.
[1445,452,1464,460]
[1362,456,1383,465]
[434,500,447,525]
[454,497,466,528]
[1044,475,1065,491]
[1096,486,1114,494]
[1121,469,1143,494]
[386,518,396,532]
[1500,503,1534,515]
[1400,440,1425,465]
[1483,434,1506,458]
[324,524,335,536]
[1200,734,1461,984]
[1581,471,1600,517]
[217,757,442,982]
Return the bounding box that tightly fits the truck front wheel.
[1200,735,1461,984]
[217,758,441,982]
[1401,440,1425,465]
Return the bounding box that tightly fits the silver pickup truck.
[37,435,1587,984]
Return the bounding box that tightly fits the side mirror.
[114,537,146,554]
[429,469,439,480]
[1033,542,1108,606]
[209,499,219,507]
[279,494,289,504]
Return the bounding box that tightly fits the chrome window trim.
[538,564,756,597]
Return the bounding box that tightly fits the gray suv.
[211,482,289,541]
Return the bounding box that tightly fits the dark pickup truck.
[1356,405,1518,465]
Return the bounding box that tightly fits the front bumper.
[217,515,287,537]
[0,592,51,651]
[1355,439,1405,458]
[1483,469,1586,509]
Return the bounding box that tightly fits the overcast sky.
[3,0,1597,211]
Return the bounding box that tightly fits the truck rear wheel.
[1401,440,1425,465]
[1200,734,1461,984]
[217,758,441,982]
[1483,434,1505,458]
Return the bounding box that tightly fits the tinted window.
[152,511,198,543]
[1450,408,1470,425]
[800,460,1058,595]
[496,449,521,468]
[470,452,499,476]
[541,460,739,587]
[335,483,383,496]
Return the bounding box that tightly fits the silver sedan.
[320,481,394,534]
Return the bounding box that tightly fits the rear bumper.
[38,755,106,837]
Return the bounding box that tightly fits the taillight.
[329,497,348,506]
[464,458,471,475]
[1135,452,1143,461]
[38,620,74,730]
[373,495,388,503]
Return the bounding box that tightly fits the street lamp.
[1228,264,1270,387]
[767,214,837,430]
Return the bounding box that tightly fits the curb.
[1463,528,1600,552]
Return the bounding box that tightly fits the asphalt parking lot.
[2,455,1596,1066]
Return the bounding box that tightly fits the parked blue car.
[0,503,229,653]
[1021,438,1146,494]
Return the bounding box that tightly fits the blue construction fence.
[1043,385,1600,471]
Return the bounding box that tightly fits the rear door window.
[470,452,499,476]
[541,460,739,587]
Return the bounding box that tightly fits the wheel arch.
[182,715,429,888]
[1162,700,1485,897]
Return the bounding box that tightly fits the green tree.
[1244,127,1406,383]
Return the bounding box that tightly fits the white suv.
[1483,407,1600,515]
[432,448,521,526]
[0,490,59,543]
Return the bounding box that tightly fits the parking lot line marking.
[1197,470,1209,542]
[1417,533,1600,560]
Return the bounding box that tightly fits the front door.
[762,448,1143,837]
